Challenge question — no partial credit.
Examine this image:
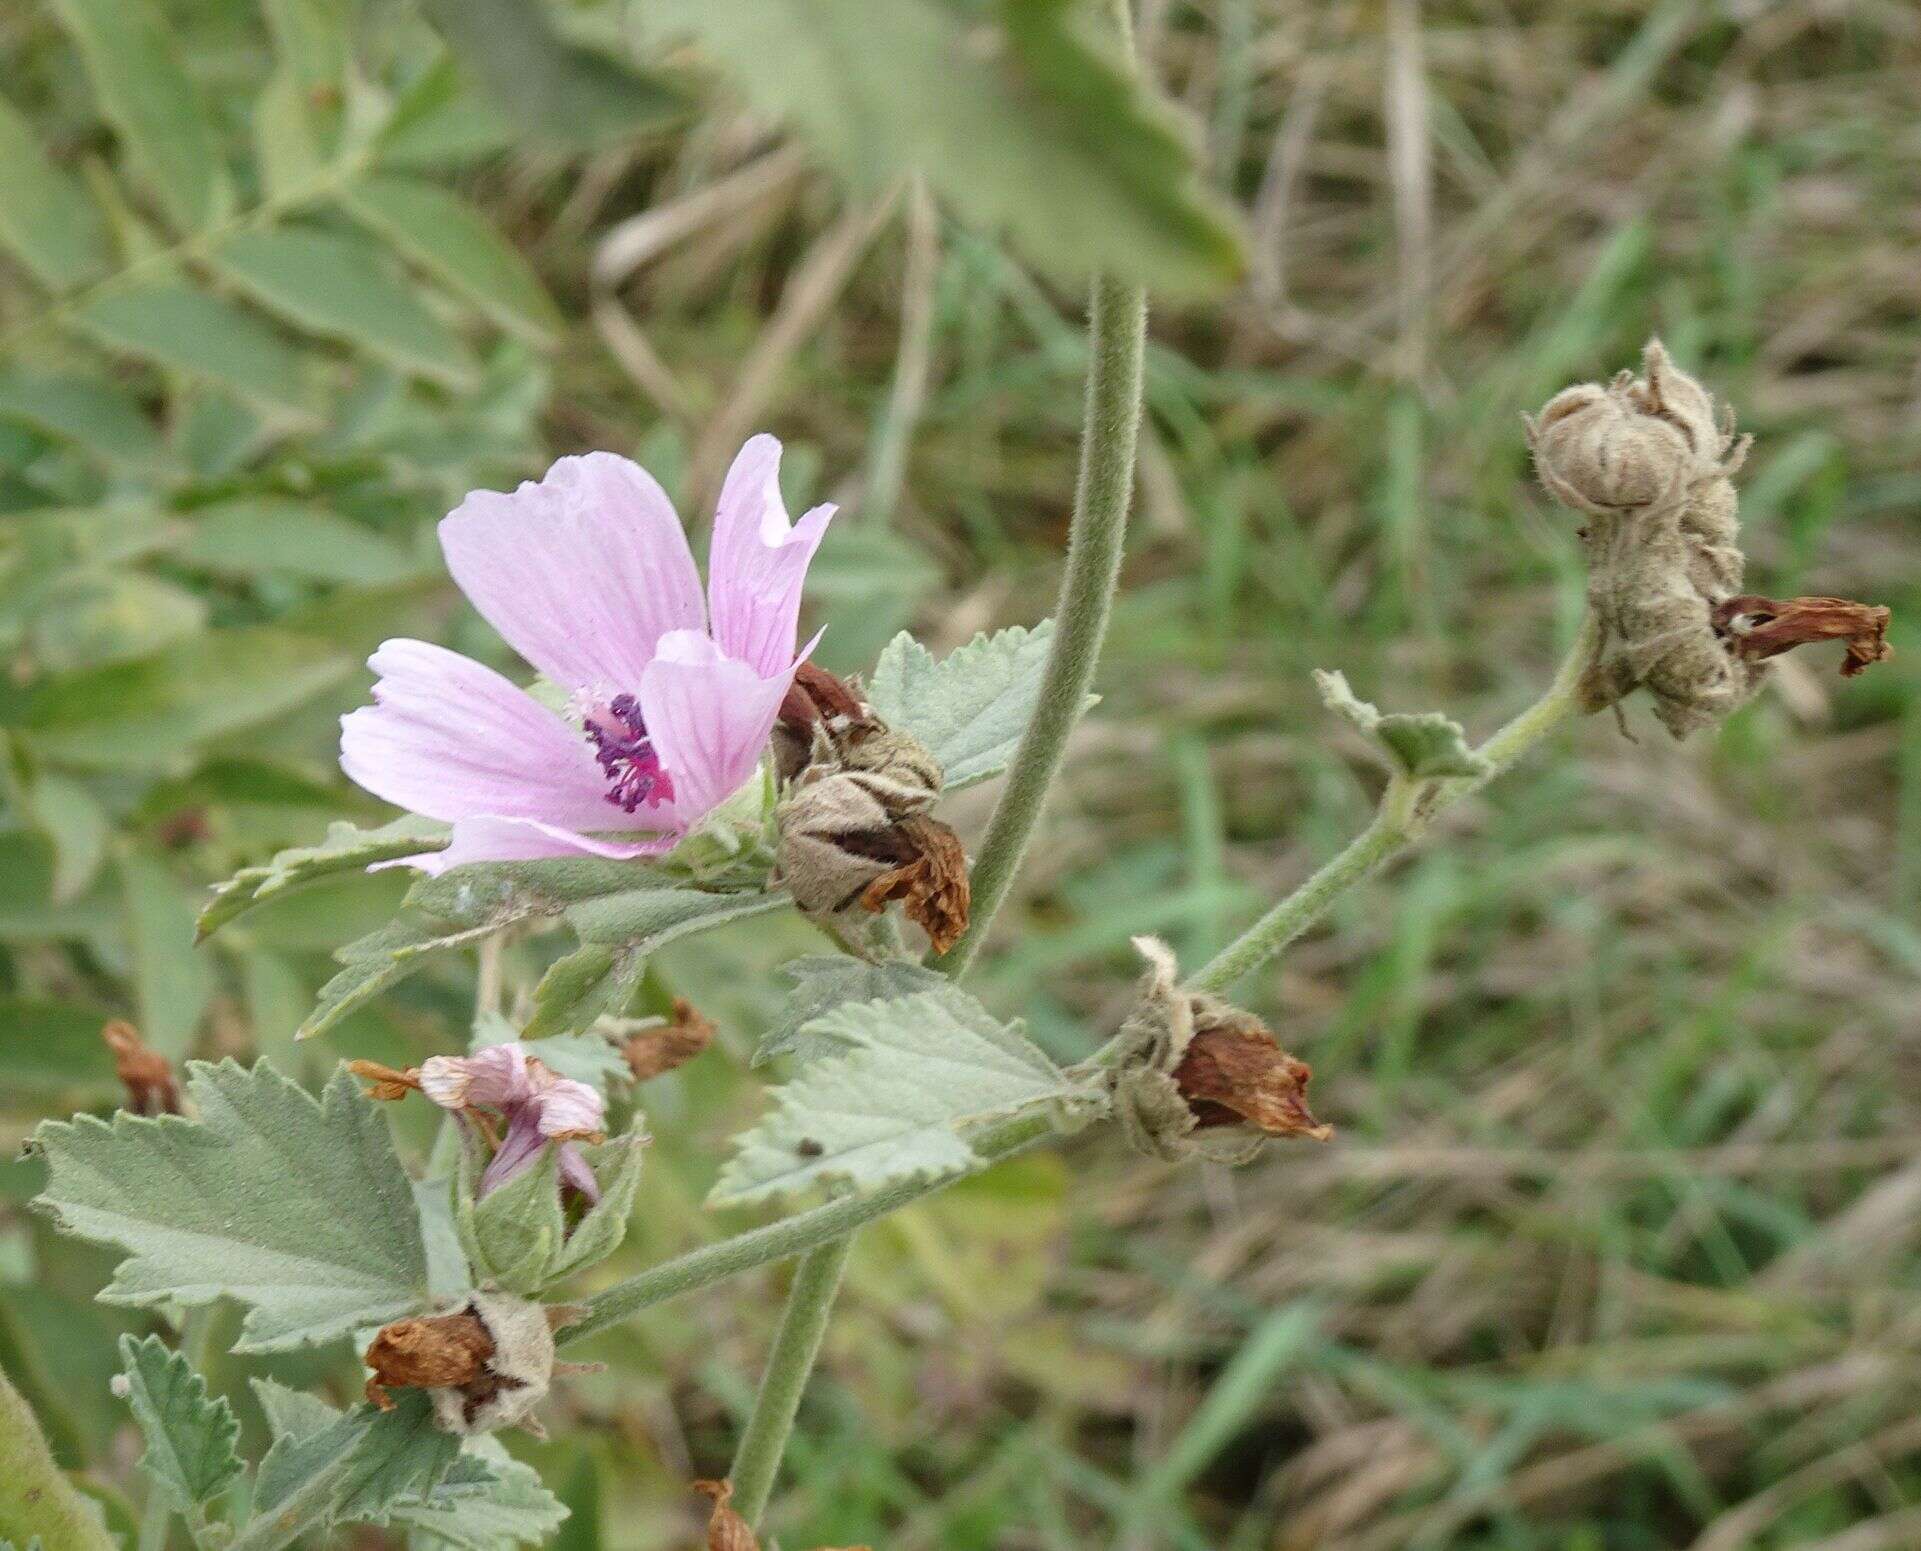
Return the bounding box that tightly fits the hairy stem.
[930,271,1148,976]
[725,1235,857,1523]
[1190,613,1601,994]
[0,1364,117,1551]
[564,1110,1054,1345]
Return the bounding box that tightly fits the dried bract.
[362,1309,495,1410]
[101,1020,180,1116]
[691,1479,871,1551]
[625,997,716,1081]
[1107,938,1330,1165]
[1714,594,1894,678]
[858,811,971,954]
[365,1293,575,1436]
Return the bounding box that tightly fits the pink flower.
[340,436,834,874]
[419,1043,607,1199]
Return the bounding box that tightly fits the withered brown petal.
[1172,1027,1333,1141]
[362,1311,495,1410]
[626,998,717,1082]
[1714,594,1893,677]
[694,1480,760,1551]
[858,812,970,955]
[779,661,868,730]
[101,1020,181,1117]
[345,1058,423,1103]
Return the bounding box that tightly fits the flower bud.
[1107,938,1330,1165]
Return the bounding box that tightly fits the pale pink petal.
[417,1055,474,1111]
[556,1144,601,1202]
[479,1107,548,1196]
[385,815,678,877]
[440,452,705,694]
[706,435,835,677]
[341,640,641,832]
[534,1075,605,1138]
[462,1044,536,1108]
[637,630,792,820]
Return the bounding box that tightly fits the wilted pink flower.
[341,436,834,874]
[419,1042,607,1199]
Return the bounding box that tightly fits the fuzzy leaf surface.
[32,1061,430,1350]
[753,954,948,1065]
[1314,669,1491,781]
[252,1389,461,1538]
[868,621,1082,790]
[116,1334,243,1513]
[712,987,1081,1208]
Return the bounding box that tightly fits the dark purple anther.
[585,694,675,812]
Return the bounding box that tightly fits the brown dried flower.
[363,1309,495,1410]
[101,1020,180,1116]
[858,811,971,954]
[363,1293,594,1437]
[692,1479,871,1551]
[1108,938,1331,1164]
[345,1058,422,1102]
[1714,594,1894,677]
[625,997,717,1081]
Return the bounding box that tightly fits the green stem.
[725,1235,857,1525]
[0,1363,117,1551]
[1190,613,1600,994]
[930,271,1148,976]
[563,1110,1054,1346]
[136,1488,173,1551]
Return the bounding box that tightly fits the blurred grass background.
[2,0,1919,1547]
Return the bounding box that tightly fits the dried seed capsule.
[362,1292,580,1436]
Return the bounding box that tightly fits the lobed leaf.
[116,1333,243,1514]
[31,1061,432,1350]
[253,1388,462,1538]
[1314,669,1491,781]
[753,954,947,1066]
[711,986,1087,1209]
[198,817,449,941]
[867,620,1079,790]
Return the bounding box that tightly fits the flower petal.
[534,1074,605,1138]
[479,1108,549,1196]
[638,631,793,820]
[706,435,835,677]
[440,452,706,694]
[556,1144,601,1202]
[382,815,677,877]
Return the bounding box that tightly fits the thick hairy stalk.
[0,1364,116,1551]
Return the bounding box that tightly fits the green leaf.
[301,913,496,1041]
[253,70,326,201]
[640,0,1244,295]
[420,0,686,148]
[21,626,351,768]
[548,1126,646,1282]
[75,284,313,418]
[867,620,1075,790]
[198,817,449,941]
[1313,669,1491,781]
[0,995,118,1108]
[710,986,1086,1208]
[0,91,111,288]
[3,743,109,906]
[46,0,229,233]
[754,954,946,1065]
[120,852,216,1060]
[253,1389,461,1538]
[212,226,478,388]
[23,570,209,674]
[115,1333,243,1513]
[30,1060,432,1350]
[181,498,415,584]
[0,369,163,468]
[340,176,563,345]
[527,888,788,1038]
[404,857,656,929]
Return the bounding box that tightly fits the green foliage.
[711,987,1093,1208]
[250,1389,462,1545]
[639,0,1245,295]
[198,818,449,940]
[455,1119,645,1294]
[868,620,1078,790]
[1313,668,1492,781]
[754,954,947,1064]
[30,1061,431,1349]
[116,1333,244,1514]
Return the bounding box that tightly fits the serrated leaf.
[120,851,215,1059]
[47,0,229,233]
[867,620,1077,790]
[640,0,1244,295]
[0,368,164,468]
[198,817,449,941]
[301,912,496,1040]
[212,225,478,388]
[1313,669,1491,781]
[341,176,562,345]
[253,1389,461,1539]
[711,986,1083,1208]
[75,284,314,418]
[0,91,111,288]
[116,1334,243,1513]
[754,954,947,1065]
[21,626,351,768]
[420,0,686,148]
[31,1061,432,1350]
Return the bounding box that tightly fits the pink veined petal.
[440,452,706,694]
[377,815,680,877]
[706,434,836,678]
[341,639,654,832]
[417,1054,473,1111]
[534,1075,605,1138]
[461,1044,536,1109]
[478,1106,549,1196]
[556,1144,601,1202]
[637,630,793,820]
